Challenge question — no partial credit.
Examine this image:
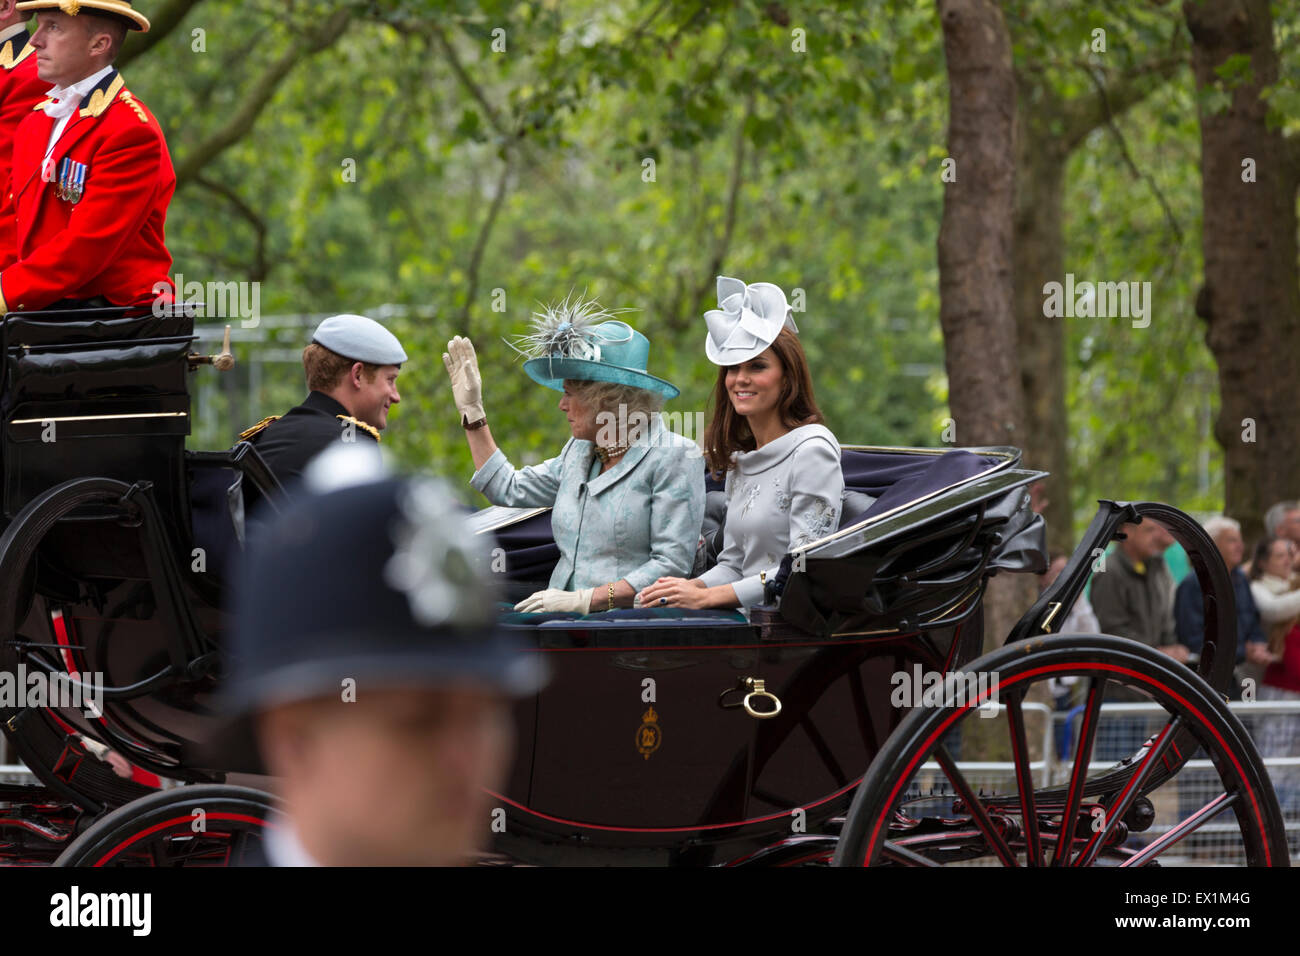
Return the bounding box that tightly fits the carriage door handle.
[718,677,782,719]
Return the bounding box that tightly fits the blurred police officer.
[216,452,546,866]
[239,314,406,490]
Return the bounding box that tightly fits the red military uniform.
[0,26,45,265]
[0,68,173,312]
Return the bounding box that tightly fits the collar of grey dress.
[731,423,839,476]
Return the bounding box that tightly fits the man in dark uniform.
[239,313,406,490]
[210,458,547,866]
[0,0,45,263]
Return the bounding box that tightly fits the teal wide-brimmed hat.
[511,298,679,399]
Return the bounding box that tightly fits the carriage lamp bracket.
[188,325,234,371]
[718,677,783,719]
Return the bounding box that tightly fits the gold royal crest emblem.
[635,706,662,760]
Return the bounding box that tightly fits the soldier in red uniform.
[0,1,45,263]
[0,0,172,313]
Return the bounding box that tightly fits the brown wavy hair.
[704,327,824,478]
[302,344,382,392]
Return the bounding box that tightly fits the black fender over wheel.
[833,634,1289,867]
[53,784,281,867]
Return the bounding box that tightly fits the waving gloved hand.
[442,335,486,425]
[514,587,595,614]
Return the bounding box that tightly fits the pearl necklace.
[594,443,632,464]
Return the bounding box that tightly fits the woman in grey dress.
[639,276,843,609]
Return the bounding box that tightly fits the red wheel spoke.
[1073,715,1183,867]
[1120,792,1237,868]
[933,744,1019,866]
[1053,676,1104,866]
[881,840,941,867]
[1005,688,1042,866]
[844,635,1286,870]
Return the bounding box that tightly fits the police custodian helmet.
[206,447,546,771]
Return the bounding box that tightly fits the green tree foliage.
[116,0,1295,517]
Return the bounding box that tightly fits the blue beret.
[311,314,408,365]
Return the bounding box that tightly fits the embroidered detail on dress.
[793,497,839,547]
[773,477,792,513]
[740,481,761,517]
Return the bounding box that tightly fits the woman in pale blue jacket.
[443,300,704,614]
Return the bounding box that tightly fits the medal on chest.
[56,158,86,204]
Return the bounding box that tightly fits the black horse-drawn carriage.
[0,308,1288,867]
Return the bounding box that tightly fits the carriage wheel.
[0,477,223,812]
[833,634,1289,867]
[52,785,281,867]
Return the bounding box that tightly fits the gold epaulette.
[115,88,149,124]
[337,415,381,442]
[238,415,279,441]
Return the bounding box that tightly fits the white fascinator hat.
[703,275,799,366]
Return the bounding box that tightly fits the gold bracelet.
[608,582,615,611]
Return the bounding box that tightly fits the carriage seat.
[837,448,996,528]
[190,460,248,582]
[1,307,196,524]
[697,449,999,573]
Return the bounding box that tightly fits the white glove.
[442,335,486,425]
[514,587,595,614]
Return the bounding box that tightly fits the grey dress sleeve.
[786,438,845,549]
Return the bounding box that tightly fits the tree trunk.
[1184,0,1300,545]
[1012,57,1181,556]
[937,0,1022,449]
[1013,92,1071,557]
[936,0,1033,652]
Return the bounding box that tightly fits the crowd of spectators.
[1038,499,1300,769]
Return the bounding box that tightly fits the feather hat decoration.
[506,293,680,398]
[506,293,636,364]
